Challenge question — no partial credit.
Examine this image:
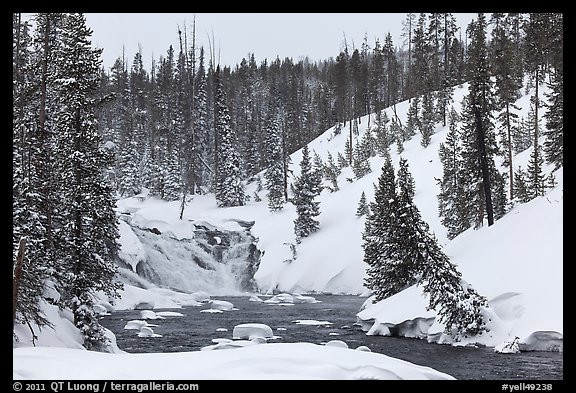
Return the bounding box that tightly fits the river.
[100,294,563,380]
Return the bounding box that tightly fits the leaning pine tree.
[293,145,321,243]
[364,158,488,340]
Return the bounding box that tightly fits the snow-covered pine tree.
[405,96,420,139]
[194,48,213,190]
[491,13,523,201]
[162,152,182,201]
[117,138,141,198]
[405,156,488,339]
[437,107,473,239]
[337,151,348,169]
[356,191,369,217]
[12,13,52,331]
[373,109,390,156]
[344,138,352,167]
[214,66,246,207]
[512,167,531,203]
[362,157,405,300]
[312,151,325,194]
[526,143,546,199]
[420,91,435,148]
[366,157,488,339]
[323,151,340,192]
[352,138,371,179]
[263,100,285,212]
[293,145,321,243]
[459,14,503,228]
[543,68,563,170]
[51,13,122,350]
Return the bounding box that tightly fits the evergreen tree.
[512,167,531,203]
[526,143,546,199]
[491,13,523,200]
[362,158,404,300]
[356,191,370,217]
[117,139,141,197]
[365,157,487,339]
[437,107,471,239]
[263,100,285,211]
[420,91,435,147]
[323,152,340,192]
[51,13,121,349]
[513,115,532,154]
[543,69,563,169]
[437,13,458,127]
[405,96,420,139]
[193,48,213,191]
[214,66,246,207]
[373,110,391,156]
[12,13,53,331]
[337,151,348,169]
[293,145,321,243]
[162,153,182,201]
[460,14,499,228]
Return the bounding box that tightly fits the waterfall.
[117,215,261,295]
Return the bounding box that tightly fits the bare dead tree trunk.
[13,237,26,328]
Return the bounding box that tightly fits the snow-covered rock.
[325,340,348,349]
[156,311,184,317]
[137,326,162,338]
[124,320,155,330]
[249,295,263,302]
[233,323,273,340]
[140,310,165,320]
[293,294,319,303]
[210,300,234,311]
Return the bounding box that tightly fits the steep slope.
[109,81,561,351]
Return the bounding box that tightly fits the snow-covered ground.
[13,81,562,379]
[13,342,453,380]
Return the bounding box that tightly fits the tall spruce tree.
[543,68,563,170]
[193,48,213,190]
[293,145,321,243]
[362,157,405,300]
[491,14,523,200]
[13,13,53,332]
[356,191,369,217]
[264,98,285,211]
[51,13,122,349]
[460,14,502,228]
[437,107,472,239]
[214,66,246,207]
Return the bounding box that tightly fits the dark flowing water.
[100,294,563,380]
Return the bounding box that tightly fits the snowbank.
[357,170,563,351]
[13,343,454,380]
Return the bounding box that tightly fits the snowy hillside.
[103,81,562,351]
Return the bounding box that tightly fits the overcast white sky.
[83,13,480,70]
[30,13,478,71]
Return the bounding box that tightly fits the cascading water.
[116,215,261,295]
